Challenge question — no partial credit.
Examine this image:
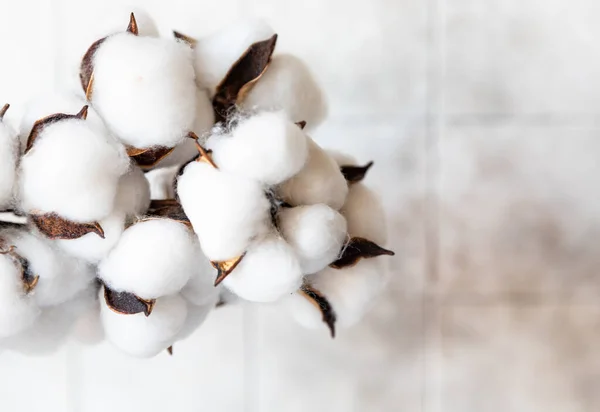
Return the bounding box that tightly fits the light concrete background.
[1,0,599,411]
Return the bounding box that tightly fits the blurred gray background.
[1,0,599,411]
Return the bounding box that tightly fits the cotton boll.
[100,291,187,358]
[223,235,303,302]
[114,164,151,216]
[155,88,215,168]
[0,254,40,338]
[278,138,348,210]
[341,183,388,245]
[241,54,328,129]
[181,248,220,307]
[278,204,347,274]
[99,219,197,299]
[0,121,18,210]
[176,301,213,341]
[55,212,126,264]
[208,111,308,185]
[19,92,106,146]
[91,33,197,149]
[178,161,271,261]
[7,230,96,306]
[19,119,129,222]
[303,259,386,328]
[1,286,96,355]
[193,19,275,93]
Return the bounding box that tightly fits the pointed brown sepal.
[30,213,105,240]
[188,132,218,168]
[173,30,197,47]
[0,103,9,120]
[340,161,374,184]
[145,199,192,228]
[299,283,337,338]
[212,34,278,122]
[127,12,138,35]
[79,37,107,96]
[0,244,40,294]
[127,146,175,170]
[167,346,174,356]
[104,287,155,317]
[295,121,307,130]
[25,106,91,154]
[330,237,395,269]
[211,254,245,286]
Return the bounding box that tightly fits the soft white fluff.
[292,259,386,329]
[178,161,271,261]
[91,33,197,148]
[278,204,348,274]
[0,254,40,338]
[55,211,126,263]
[100,291,187,358]
[0,286,96,355]
[145,165,179,200]
[208,111,309,185]
[0,121,18,210]
[193,19,275,93]
[242,54,328,129]
[99,219,197,299]
[6,230,96,307]
[176,301,213,341]
[181,247,220,306]
[223,235,303,302]
[19,119,129,222]
[326,150,357,167]
[155,88,215,168]
[278,138,349,210]
[114,164,151,216]
[19,92,107,145]
[341,183,388,245]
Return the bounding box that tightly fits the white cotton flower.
[98,219,197,300]
[0,253,40,338]
[223,235,303,303]
[155,87,215,168]
[192,19,275,94]
[176,301,214,341]
[100,291,188,358]
[241,54,328,129]
[91,33,197,149]
[208,111,308,185]
[177,161,271,261]
[19,118,130,222]
[278,204,347,274]
[341,183,388,245]
[0,119,19,210]
[278,138,348,210]
[6,230,96,307]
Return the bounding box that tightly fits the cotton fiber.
[0,119,18,210]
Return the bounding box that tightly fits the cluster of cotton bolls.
[0,10,394,357]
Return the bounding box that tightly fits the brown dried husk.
[340,161,374,184]
[30,213,105,240]
[330,237,395,269]
[299,282,337,338]
[103,286,155,317]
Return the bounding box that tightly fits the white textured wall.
[1,0,600,411]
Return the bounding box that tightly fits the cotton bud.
[98,218,197,300]
[82,14,197,158]
[191,19,275,94]
[19,106,129,229]
[278,138,348,210]
[341,183,388,245]
[208,111,308,185]
[177,159,271,262]
[154,88,215,168]
[100,290,188,358]
[241,54,328,129]
[0,250,40,338]
[0,104,18,210]
[278,204,347,274]
[222,235,303,303]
